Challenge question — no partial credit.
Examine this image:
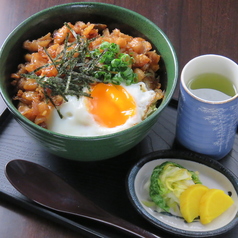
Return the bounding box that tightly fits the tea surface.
[188,73,236,101]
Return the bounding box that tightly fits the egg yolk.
[87,83,136,128]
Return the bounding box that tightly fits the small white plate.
[127,150,238,237]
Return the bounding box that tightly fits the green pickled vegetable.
[149,161,202,212]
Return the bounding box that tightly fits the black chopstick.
[0,191,108,238]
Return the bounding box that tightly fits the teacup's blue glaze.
[176,83,238,159]
[176,54,238,160]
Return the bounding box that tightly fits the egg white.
[47,82,156,136]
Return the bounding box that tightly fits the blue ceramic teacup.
[176,54,238,160]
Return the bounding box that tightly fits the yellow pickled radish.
[180,184,209,223]
[199,189,234,225]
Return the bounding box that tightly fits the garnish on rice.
[11,21,163,130]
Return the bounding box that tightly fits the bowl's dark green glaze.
[0,2,178,161]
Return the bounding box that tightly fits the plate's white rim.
[127,151,238,237]
[135,159,238,231]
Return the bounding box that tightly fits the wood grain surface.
[0,1,238,238]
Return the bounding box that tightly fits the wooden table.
[0,0,238,237]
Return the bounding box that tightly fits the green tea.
[187,73,236,101]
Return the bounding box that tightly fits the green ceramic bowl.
[0,3,178,161]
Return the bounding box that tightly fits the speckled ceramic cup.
[176,54,238,160]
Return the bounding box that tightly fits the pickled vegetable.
[179,184,209,223]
